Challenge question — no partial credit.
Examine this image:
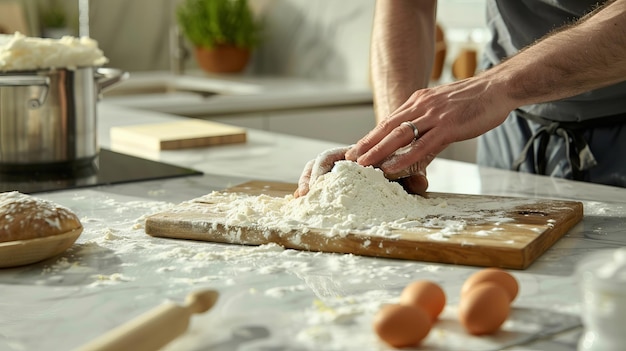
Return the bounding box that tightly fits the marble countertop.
[1,102,625,351]
[101,71,373,116]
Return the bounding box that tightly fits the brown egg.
[458,282,510,335]
[461,268,519,302]
[399,280,446,321]
[373,304,432,348]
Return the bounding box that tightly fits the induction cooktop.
[0,149,202,194]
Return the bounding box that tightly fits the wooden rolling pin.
[77,289,219,351]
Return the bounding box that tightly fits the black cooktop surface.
[0,149,203,194]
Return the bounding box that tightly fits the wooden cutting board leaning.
[145,181,583,269]
[110,119,246,151]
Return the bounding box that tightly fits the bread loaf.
[0,191,82,243]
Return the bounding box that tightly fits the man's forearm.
[370,0,437,123]
[486,0,626,110]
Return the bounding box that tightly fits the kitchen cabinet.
[102,72,375,145]
[202,112,268,132]
[103,72,479,163]
[206,107,478,162]
[203,104,376,144]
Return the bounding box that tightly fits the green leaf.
[176,0,260,49]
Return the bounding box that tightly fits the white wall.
[87,0,487,163]
[88,0,487,79]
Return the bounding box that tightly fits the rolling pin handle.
[76,290,218,351]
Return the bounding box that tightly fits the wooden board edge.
[519,200,584,268]
[145,214,529,269]
[160,133,247,150]
[146,181,585,270]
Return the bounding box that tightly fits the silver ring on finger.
[401,121,420,141]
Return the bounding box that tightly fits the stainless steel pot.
[0,67,127,172]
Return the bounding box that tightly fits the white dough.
[0,32,108,71]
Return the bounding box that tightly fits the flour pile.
[284,161,446,233]
[188,161,451,236]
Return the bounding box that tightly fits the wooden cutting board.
[145,181,583,269]
[110,119,246,151]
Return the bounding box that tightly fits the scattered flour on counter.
[156,266,176,273]
[162,243,287,263]
[305,290,390,325]
[171,275,222,285]
[91,273,133,281]
[41,256,92,275]
[295,290,394,349]
[88,273,135,287]
[102,228,124,241]
[265,284,307,298]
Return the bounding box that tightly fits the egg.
[373,303,431,348]
[458,282,510,335]
[461,268,519,302]
[399,280,446,321]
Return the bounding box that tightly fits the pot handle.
[0,75,50,109]
[0,76,49,87]
[95,68,129,93]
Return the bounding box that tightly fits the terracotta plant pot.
[194,45,251,74]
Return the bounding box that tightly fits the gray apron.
[477,0,626,187]
[477,110,626,187]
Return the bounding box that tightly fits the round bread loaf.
[0,191,82,243]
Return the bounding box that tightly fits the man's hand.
[294,146,351,198]
[397,173,430,196]
[346,76,512,177]
[295,146,434,198]
[383,154,435,196]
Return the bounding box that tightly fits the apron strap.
[511,110,615,180]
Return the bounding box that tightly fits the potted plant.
[40,0,71,39]
[176,0,260,74]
